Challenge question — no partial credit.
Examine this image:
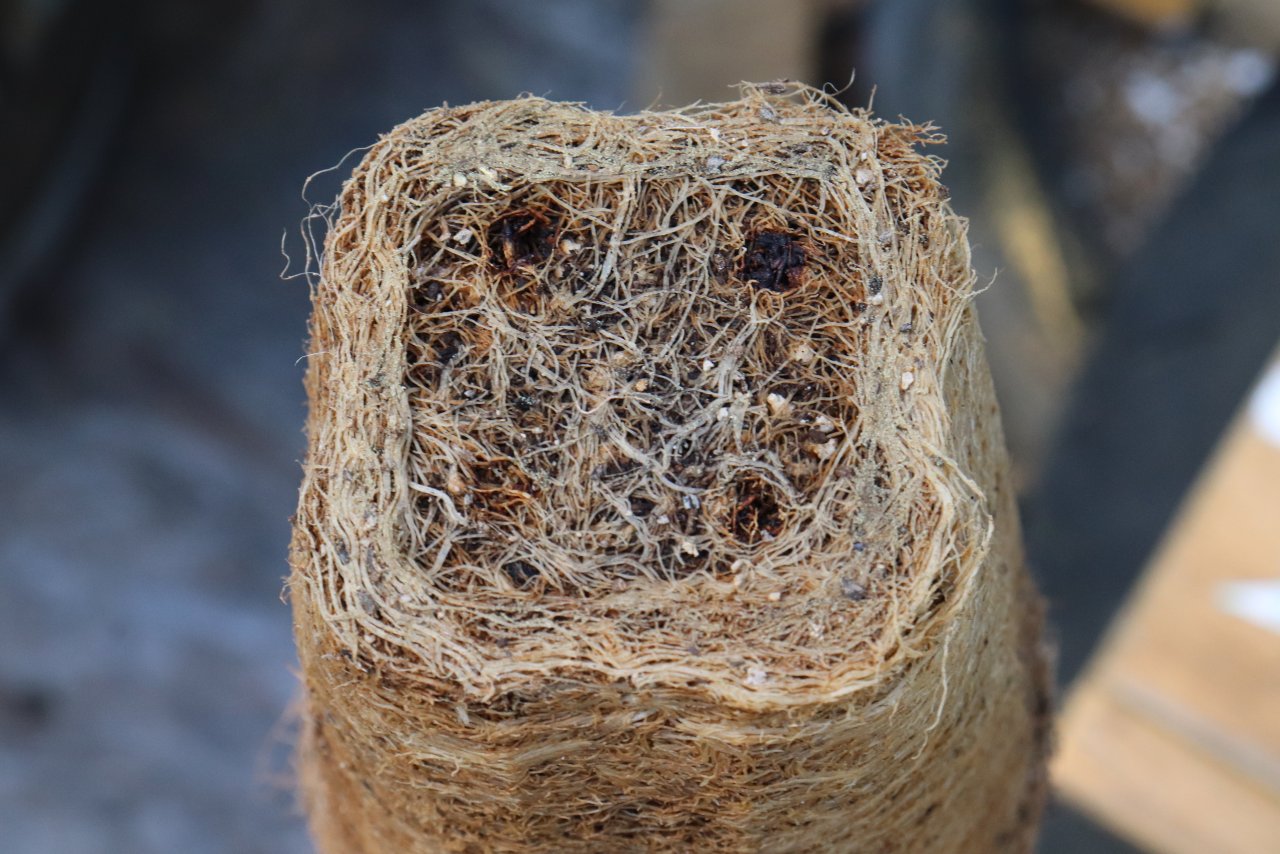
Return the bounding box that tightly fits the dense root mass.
[291,83,1050,853]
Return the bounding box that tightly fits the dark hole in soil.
[629,496,656,517]
[486,210,555,271]
[435,332,462,366]
[579,307,624,333]
[740,231,805,292]
[503,560,540,588]
[411,279,445,312]
[730,477,784,543]
[930,582,950,610]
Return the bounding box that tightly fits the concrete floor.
[1,3,638,851]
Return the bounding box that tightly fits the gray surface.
[0,2,638,851]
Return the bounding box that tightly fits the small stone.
[814,414,836,433]
[767,590,782,602]
[702,358,716,372]
[810,438,837,460]
[900,371,915,391]
[452,227,473,244]
[746,667,768,686]
[855,168,873,185]
[452,172,468,187]
[705,155,727,173]
[841,578,867,601]
[790,342,816,364]
[560,238,581,253]
[766,392,789,416]
[633,378,649,393]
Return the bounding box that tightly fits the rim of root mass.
[296,85,992,705]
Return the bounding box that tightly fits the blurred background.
[2,0,1278,851]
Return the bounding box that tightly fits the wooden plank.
[1085,0,1199,28]
[1054,356,1280,850]
[1212,0,1280,49]
[637,0,823,107]
[1057,686,1280,854]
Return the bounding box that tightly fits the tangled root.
[291,83,1050,854]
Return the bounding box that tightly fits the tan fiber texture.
[290,83,1050,853]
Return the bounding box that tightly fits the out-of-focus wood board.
[1086,0,1199,28]
[637,0,823,107]
[1054,358,1280,853]
[1090,0,1280,48]
[1211,0,1280,50]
